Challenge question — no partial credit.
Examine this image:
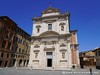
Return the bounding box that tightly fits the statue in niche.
[37,28,40,33]
[35,53,38,58]
[36,25,41,33]
[61,26,64,31]
[59,22,65,31]
[62,52,65,59]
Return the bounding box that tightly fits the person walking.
[90,68,92,75]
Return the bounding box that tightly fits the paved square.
[0,67,100,75]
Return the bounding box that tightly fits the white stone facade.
[29,7,79,70]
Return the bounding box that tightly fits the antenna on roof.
[49,2,52,7]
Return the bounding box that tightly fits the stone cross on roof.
[49,2,52,7]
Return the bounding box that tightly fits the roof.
[0,16,17,25]
[93,48,100,52]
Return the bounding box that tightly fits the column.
[25,60,27,67]
[67,42,72,68]
[14,61,17,67]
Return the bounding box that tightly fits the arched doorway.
[19,59,22,66]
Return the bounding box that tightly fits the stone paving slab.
[0,67,100,75]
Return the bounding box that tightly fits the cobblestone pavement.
[0,67,100,75]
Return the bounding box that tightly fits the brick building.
[0,16,17,67]
[13,26,31,67]
[0,16,31,67]
[79,50,96,69]
[93,48,100,69]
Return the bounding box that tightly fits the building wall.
[96,56,100,69]
[70,31,80,67]
[0,16,31,67]
[13,26,31,67]
[32,15,69,36]
[79,50,96,69]
[0,16,16,67]
[29,7,79,70]
[94,48,100,69]
[29,36,72,70]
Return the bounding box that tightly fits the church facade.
[29,6,80,70]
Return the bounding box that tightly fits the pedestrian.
[90,68,92,75]
[72,65,75,69]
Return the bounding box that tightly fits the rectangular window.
[15,47,18,52]
[98,51,100,56]
[1,53,4,57]
[19,48,21,53]
[96,52,98,56]
[5,61,8,67]
[22,49,24,53]
[0,61,2,67]
[11,54,13,57]
[9,33,13,40]
[2,41,6,48]
[48,24,52,30]
[14,54,15,57]
[23,41,25,45]
[7,53,9,58]
[7,42,11,49]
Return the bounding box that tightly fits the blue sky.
[0,0,100,52]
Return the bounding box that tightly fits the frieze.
[44,20,56,23]
[33,60,39,62]
[41,41,56,45]
[44,47,55,51]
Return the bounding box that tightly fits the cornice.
[70,30,78,32]
[31,33,71,39]
[32,13,69,21]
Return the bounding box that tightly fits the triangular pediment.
[39,31,60,37]
[42,7,60,14]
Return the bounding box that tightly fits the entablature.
[33,14,69,21]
